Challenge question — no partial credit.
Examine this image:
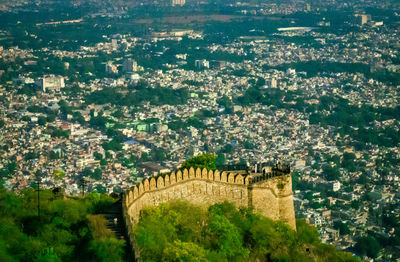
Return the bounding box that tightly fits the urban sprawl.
[0,0,400,260]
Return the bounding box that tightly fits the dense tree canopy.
[134,201,360,262]
[354,235,381,259]
[0,183,125,261]
[180,153,217,170]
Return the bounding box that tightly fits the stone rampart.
[122,167,296,259]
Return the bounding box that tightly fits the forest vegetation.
[0,183,125,262]
[134,200,360,262]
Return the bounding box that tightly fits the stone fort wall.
[122,167,296,259]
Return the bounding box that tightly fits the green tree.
[342,152,356,171]
[25,152,37,160]
[95,185,106,194]
[38,116,47,126]
[21,116,31,122]
[334,221,350,235]
[323,164,340,181]
[134,204,178,261]
[81,168,93,178]
[49,151,60,160]
[162,240,207,262]
[357,174,369,184]
[154,148,166,162]
[296,219,320,245]
[52,169,65,180]
[33,248,61,262]
[351,200,362,210]
[133,202,359,262]
[7,162,17,175]
[215,153,225,166]
[100,159,108,166]
[46,114,56,123]
[220,144,233,154]
[91,168,102,181]
[217,95,233,113]
[89,238,125,262]
[93,152,103,160]
[206,213,249,260]
[355,235,381,258]
[0,183,123,261]
[181,153,217,170]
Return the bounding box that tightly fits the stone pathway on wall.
[100,198,135,261]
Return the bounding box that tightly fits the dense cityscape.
[0,0,400,261]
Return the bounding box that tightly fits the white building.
[332,181,341,192]
[286,68,296,76]
[271,78,278,88]
[35,75,65,92]
[176,54,187,60]
[195,59,209,69]
[172,0,185,6]
[126,73,140,82]
[310,215,323,227]
[111,39,118,51]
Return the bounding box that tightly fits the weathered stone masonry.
[122,166,296,259]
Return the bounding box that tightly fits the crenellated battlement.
[122,166,296,260]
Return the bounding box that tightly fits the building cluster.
[0,2,400,260]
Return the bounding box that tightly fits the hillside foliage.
[0,183,125,262]
[180,153,217,171]
[134,200,359,262]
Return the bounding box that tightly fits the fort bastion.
[122,164,296,258]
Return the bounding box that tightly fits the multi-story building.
[355,14,371,25]
[122,58,138,72]
[35,75,65,92]
[195,59,209,69]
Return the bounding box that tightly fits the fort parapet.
[122,165,296,259]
